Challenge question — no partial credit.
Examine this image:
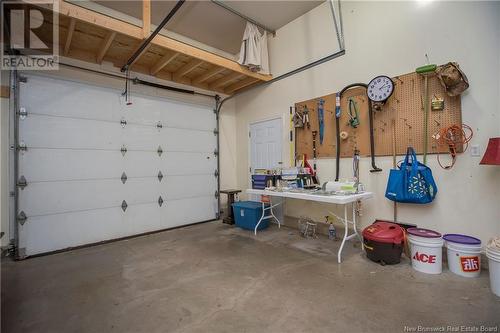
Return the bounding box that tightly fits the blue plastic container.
[232,201,270,231]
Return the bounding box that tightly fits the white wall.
[233,1,500,242]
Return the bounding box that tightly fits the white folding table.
[246,189,373,263]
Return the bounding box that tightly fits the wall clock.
[367,75,394,103]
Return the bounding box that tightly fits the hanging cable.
[433,124,473,170]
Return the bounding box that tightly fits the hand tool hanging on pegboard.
[317,99,325,145]
[416,56,437,165]
[302,105,310,129]
[335,83,382,181]
[289,106,295,167]
[312,131,319,183]
[348,97,360,128]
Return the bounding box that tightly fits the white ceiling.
[92,0,323,54]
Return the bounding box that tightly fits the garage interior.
[1,0,499,332]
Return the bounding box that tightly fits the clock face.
[367,75,394,102]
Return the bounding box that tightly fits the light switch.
[470,144,480,157]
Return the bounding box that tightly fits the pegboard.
[294,69,463,160]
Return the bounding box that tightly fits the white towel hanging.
[237,22,270,74]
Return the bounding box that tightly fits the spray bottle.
[326,216,336,240]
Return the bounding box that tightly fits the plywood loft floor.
[2,222,499,332]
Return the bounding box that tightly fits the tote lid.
[407,227,441,238]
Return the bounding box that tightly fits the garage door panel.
[161,152,216,175]
[163,197,216,227]
[122,125,160,151]
[163,175,216,200]
[161,129,216,152]
[18,74,217,256]
[19,150,160,182]
[19,149,124,182]
[123,203,162,236]
[19,208,126,256]
[160,106,215,131]
[19,178,161,217]
[21,76,119,122]
[20,115,122,150]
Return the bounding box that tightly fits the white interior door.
[250,118,282,173]
[249,118,283,219]
[17,74,218,256]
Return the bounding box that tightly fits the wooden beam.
[225,77,259,94]
[209,72,244,90]
[48,1,273,81]
[192,66,225,85]
[0,86,9,98]
[173,59,204,81]
[153,35,272,82]
[142,0,151,38]
[96,31,116,64]
[150,52,179,75]
[63,18,76,56]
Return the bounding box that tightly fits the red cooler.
[362,221,404,265]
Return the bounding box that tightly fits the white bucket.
[408,233,444,274]
[445,242,482,278]
[486,238,500,297]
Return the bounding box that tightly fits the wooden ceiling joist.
[209,72,244,90]
[150,52,179,75]
[225,77,259,94]
[193,66,226,85]
[173,59,204,81]
[63,18,76,56]
[96,31,116,64]
[48,0,273,94]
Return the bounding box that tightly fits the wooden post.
[142,0,151,38]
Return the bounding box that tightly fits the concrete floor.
[2,221,499,333]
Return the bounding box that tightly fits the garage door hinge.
[213,128,219,136]
[17,142,27,152]
[17,211,27,225]
[214,149,218,156]
[156,121,163,130]
[158,171,163,182]
[158,196,164,207]
[215,191,219,199]
[121,145,127,156]
[121,200,128,212]
[18,107,28,120]
[157,146,163,156]
[17,176,27,190]
[214,170,219,178]
[120,118,127,128]
[19,76,27,83]
[121,172,127,184]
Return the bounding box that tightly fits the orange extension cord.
[434,124,473,170]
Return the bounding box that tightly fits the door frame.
[247,115,284,189]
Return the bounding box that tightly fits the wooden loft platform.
[31,0,273,95]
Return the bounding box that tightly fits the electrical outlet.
[470,144,480,157]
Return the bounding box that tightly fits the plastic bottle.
[328,223,336,240]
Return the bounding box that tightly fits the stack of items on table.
[251,167,317,190]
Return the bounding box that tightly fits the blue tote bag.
[385,147,437,204]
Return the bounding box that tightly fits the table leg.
[254,202,266,236]
[352,202,361,242]
[338,204,349,264]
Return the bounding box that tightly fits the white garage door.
[17,74,218,257]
